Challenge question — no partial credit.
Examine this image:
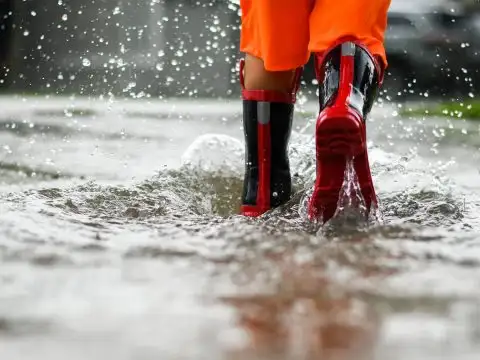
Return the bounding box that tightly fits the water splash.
[299,158,384,236]
[181,133,244,177]
[330,158,384,227]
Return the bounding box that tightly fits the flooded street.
[0,95,480,360]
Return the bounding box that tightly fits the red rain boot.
[308,41,383,223]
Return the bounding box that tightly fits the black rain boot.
[239,59,302,217]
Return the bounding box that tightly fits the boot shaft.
[243,99,293,175]
[315,41,382,120]
[242,99,294,208]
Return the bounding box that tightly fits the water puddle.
[0,99,479,359]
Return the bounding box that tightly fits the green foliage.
[401,100,480,120]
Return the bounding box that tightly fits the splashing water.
[321,158,384,236]
[299,158,384,235]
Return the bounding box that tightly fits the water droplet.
[82,58,91,67]
[62,14,68,21]
[23,30,30,36]
[31,11,36,16]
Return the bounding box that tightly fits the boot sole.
[240,205,270,217]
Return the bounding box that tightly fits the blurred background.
[1,0,480,101]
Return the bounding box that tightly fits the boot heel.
[316,107,365,158]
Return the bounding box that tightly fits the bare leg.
[243,54,296,92]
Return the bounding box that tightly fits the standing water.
[0,95,479,360]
